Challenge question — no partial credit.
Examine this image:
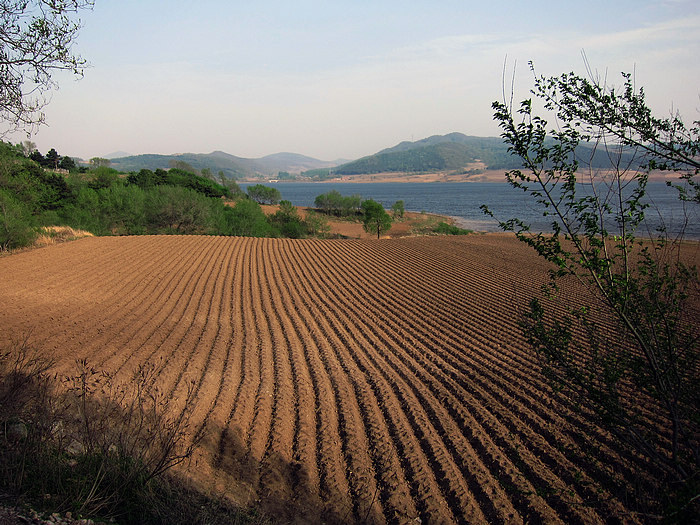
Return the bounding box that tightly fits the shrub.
[0,188,36,250]
[220,199,277,237]
[87,166,120,190]
[270,200,306,238]
[433,221,472,235]
[98,184,147,235]
[60,186,106,235]
[314,190,362,217]
[163,169,230,199]
[304,210,331,238]
[145,185,211,234]
[391,200,405,219]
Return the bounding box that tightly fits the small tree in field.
[362,199,392,239]
[482,63,699,519]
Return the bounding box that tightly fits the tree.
[0,1,94,135]
[270,200,306,238]
[483,64,699,519]
[169,159,197,175]
[45,148,59,169]
[21,140,36,156]
[28,150,44,165]
[391,200,405,219]
[304,209,331,238]
[127,168,159,190]
[89,157,111,169]
[217,171,243,198]
[145,185,211,234]
[247,184,281,205]
[361,199,392,239]
[314,190,362,217]
[58,155,76,171]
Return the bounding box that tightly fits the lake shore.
[243,169,680,184]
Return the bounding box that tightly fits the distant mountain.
[334,133,515,175]
[255,152,338,174]
[109,151,338,178]
[106,132,638,180]
[102,151,132,160]
[332,132,641,176]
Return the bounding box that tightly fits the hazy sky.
[8,0,700,161]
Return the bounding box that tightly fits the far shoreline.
[240,169,680,185]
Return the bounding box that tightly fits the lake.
[240,181,700,239]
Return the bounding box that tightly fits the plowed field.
[1,234,690,524]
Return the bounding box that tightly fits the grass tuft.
[34,226,94,247]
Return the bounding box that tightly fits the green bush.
[270,200,306,238]
[433,221,472,235]
[61,186,106,234]
[98,184,147,235]
[0,155,71,212]
[314,190,362,217]
[88,166,121,190]
[126,168,231,199]
[0,189,36,250]
[216,199,277,237]
[145,185,211,234]
[304,210,331,238]
[391,200,405,219]
[161,169,230,198]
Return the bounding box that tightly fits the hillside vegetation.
[328,132,642,178]
[334,133,512,175]
[0,142,289,249]
[1,143,461,252]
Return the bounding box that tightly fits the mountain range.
[106,132,637,180]
[108,150,340,179]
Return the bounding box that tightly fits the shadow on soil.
[207,424,354,524]
[0,345,270,524]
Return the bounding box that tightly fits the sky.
[7,0,700,161]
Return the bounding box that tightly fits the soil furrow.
[2,234,687,524]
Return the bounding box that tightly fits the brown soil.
[1,235,695,523]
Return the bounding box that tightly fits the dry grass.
[34,226,94,247]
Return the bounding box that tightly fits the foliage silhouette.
[483,63,699,519]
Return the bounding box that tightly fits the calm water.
[241,181,700,239]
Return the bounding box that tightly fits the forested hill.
[333,134,515,175]
[332,132,640,175]
[109,151,337,178]
[107,133,640,179]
